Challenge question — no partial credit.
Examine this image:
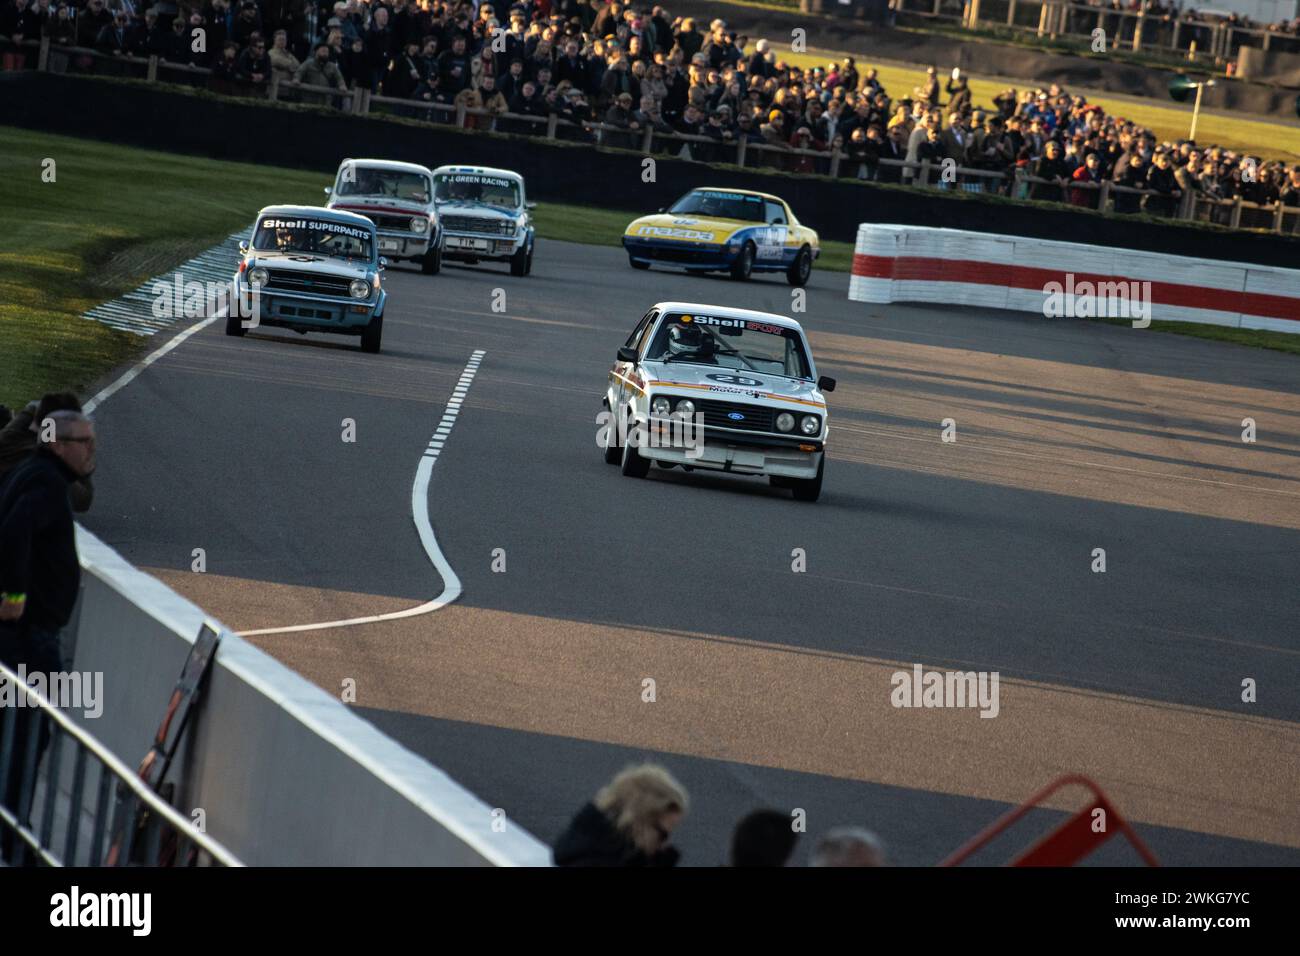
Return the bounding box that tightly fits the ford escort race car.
[431,165,536,276]
[622,188,819,286]
[228,205,388,353]
[324,158,443,274]
[601,302,836,501]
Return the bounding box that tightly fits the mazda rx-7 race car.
[601,302,835,501]
[622,188,819,286]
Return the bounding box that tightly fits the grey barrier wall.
[67,525,553,866]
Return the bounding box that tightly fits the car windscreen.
[252,217,373,260]
[336,168,430,202]
[433,173,521,209]
[667,190,765,222]
[646,312,811,379]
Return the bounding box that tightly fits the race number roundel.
[707,373,764,387]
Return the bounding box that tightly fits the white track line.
[239,349,486,637]
[83,314,222,416]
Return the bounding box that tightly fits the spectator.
[1144,149,1182,217]
[295,41,348,104]
[95,8,131,56]
[604,90,641,148]
[1031,140,1071,202]
[877,123,908,183]
[0,393,93,513]
[730,809,799,867]
[1070,151,1103,209]
[946,68,970,114]
[267,28,300,84]
[553,764,688,867]
[809,827,887,867]
[209,40,241,94]
[235,31,271,88]
[0,410,97,864]
[76,0,112,48]
[1113,152,1148,214]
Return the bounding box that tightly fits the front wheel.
[620,421,651,478]
[730,241,754,281]
[421,245,442,275]
[786,245,813,287]
[790,456,824,502]
[510,242,530,277]
[224,311,246,337]
[360,313,383,354]
[602,403,621,464]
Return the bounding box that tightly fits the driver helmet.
[667,323,705,354]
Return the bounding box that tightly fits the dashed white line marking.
[240,349,487,637]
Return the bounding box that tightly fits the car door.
[761,199,791,265]
[611,308,656,416]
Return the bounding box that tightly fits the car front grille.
[646,245,717,264]
[265,270,352,297]
[441,215,514,236]
[695,398,774,433]
[366,213,415,231]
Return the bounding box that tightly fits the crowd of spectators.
[2,0,1298,223]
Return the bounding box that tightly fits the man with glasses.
[0,409,96,863]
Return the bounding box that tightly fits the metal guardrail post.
[455,100,466,127]
[360,87,371,115]
[918,158,932,187]
[641,125,654,153]
[1273,202,1285,234]
[829,149,841,177]
[1098,179,1112,212]
[1230,195,1243,229]
[736,137,747,167]
[38,36,49,71]
[146,55,158,82]
[268,73,279,102]
[545,113,558,139]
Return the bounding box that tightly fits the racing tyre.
[620,422,651,478]
[360,314,383,354]
[787,246,813,287]
[790,457,824,502]
[602,404,621,464]
[729,241,755,281]
[224,311,246,338]
[510,243,530,277]
[629,256,650,270]
[421,246,442,275]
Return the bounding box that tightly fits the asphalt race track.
[83,238,1300,866]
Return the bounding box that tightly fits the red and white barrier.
[848,224,1300,334]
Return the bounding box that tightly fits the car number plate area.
[379,239,400,252]
[448,236,490,251]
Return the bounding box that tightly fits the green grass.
[0,124,1292,410]
[0,127,326,408]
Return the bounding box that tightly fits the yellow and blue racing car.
[622,188,819,286]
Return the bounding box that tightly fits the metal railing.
[4,36,1298,235]
[0,659,242,867]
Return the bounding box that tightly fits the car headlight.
[651,396,672,416]
[776,412,795,432]
[349,279,371,299]
[674,398,695,416]
[410,217,427,233]
[800,414,821,436]
[248,267,269,288]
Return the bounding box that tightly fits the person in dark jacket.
[553,764,688,867]
[0,393,92,513]
[1143,150,1182,217]
[730,809,799,867]
[0,410,96,864]
[1030,139,1072,202]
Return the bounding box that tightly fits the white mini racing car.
[601,302,835,501]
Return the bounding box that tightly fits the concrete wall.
[67,526,552,866]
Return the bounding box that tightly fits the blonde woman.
[553,764,689,867]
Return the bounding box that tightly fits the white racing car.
[602,302,835,501]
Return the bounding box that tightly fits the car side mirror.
[378,257,388,270]
[617,346,638,363]
[818,375,836,393]
[238,240,249,255]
